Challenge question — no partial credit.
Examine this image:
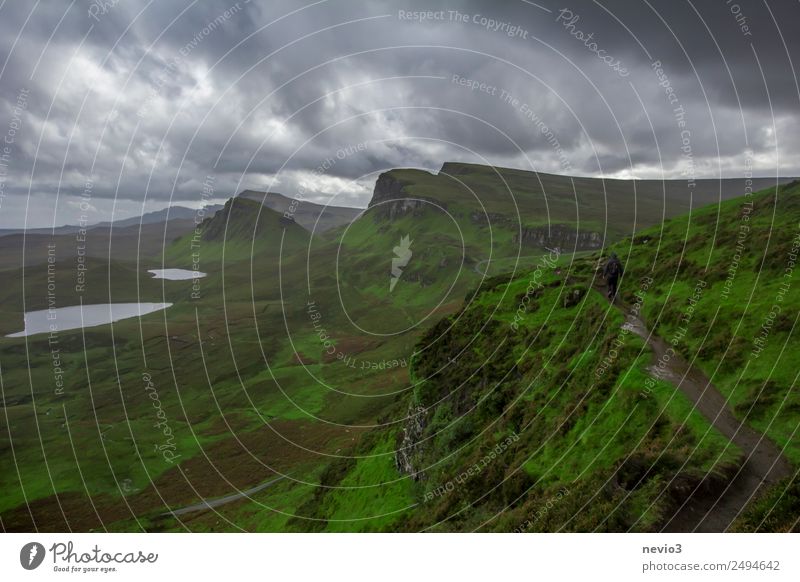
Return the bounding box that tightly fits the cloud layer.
[0,0,798,227]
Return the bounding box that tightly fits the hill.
[1,166,797,533]
[284,179,800,532]
[164,196,310,267]
[371,162,793,250]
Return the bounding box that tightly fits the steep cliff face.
[200,197,266,242]
[368,172,407,207]
[367,171,442,220]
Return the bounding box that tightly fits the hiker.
[603,252,624,300]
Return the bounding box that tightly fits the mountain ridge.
[0,204,224,238]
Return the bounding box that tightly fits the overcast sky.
[0,0,798,227]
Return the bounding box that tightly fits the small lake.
[6,303,173,338]
[148,268,207,280]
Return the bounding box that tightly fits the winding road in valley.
[164,475,286,518]
[609,295,792,532]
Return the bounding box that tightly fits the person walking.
[603,252,624,300]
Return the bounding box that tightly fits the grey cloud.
[0,0,797,228]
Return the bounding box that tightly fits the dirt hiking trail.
[605,290,792,532]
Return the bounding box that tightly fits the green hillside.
[612,180,800,465]
[1,165,796,533]
[285,179,800,532]
[164,197,310,267]
[375,162,786,243]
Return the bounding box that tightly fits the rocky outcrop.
[514,224,603,250]
[395,404,427,480]
[368,172,407,207]
[562,285,587,308]
[367,172,440,220]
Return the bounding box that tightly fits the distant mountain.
[238,190,362,233]
[164,196,310,266]
[199,197,305,241]
[0,204,223,238]
[102,205,224,229]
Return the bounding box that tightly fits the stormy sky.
[0,0,798,227]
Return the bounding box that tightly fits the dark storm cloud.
[0,0,797,226]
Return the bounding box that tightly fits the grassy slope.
[612,179,800,465]
[610,180,800,531]
[299,262,738,532]
[294,181,800,532]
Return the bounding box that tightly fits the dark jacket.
[603,257,623,279]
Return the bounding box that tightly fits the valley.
[1,164,797,532]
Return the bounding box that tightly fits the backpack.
[606,259,621,278]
